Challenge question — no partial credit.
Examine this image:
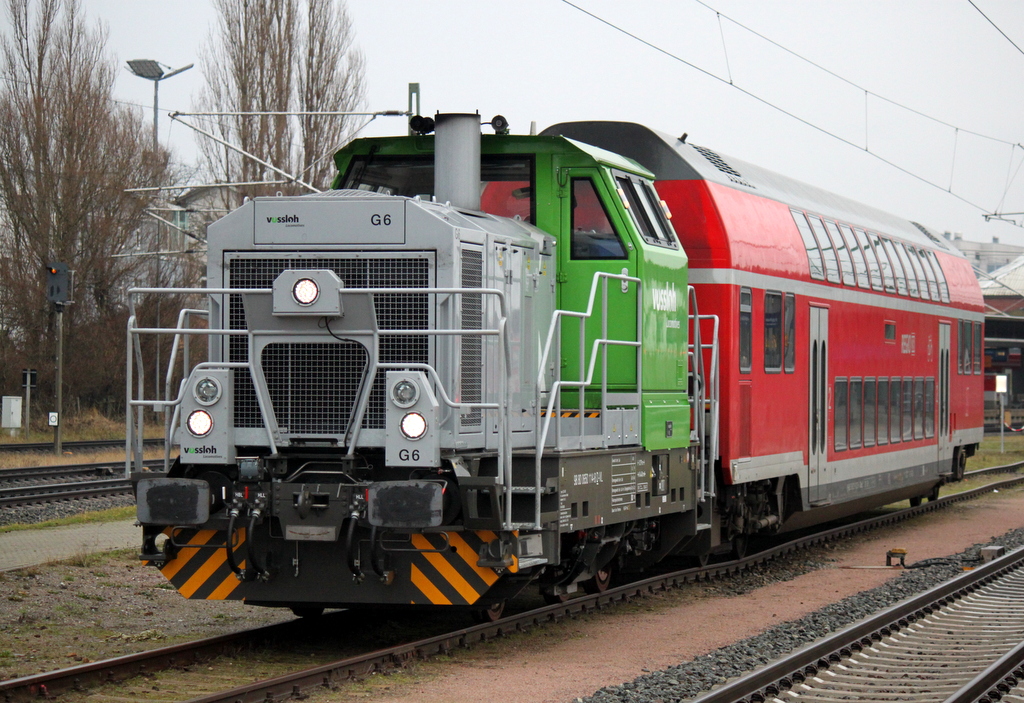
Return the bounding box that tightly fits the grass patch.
[0,506,135,535]
[969,433,1024,471]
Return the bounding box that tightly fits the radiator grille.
[262,342,367,435]
[227,256,430,433]
[460,249,483,428]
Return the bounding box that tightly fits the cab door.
[557,169,638,402]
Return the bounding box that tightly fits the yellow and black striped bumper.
[150,528,516,606]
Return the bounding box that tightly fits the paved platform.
[0,520,139,572]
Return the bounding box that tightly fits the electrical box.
[2,396,23,429]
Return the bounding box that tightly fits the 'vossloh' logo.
[183,445,219,455]
[266,214,300,224]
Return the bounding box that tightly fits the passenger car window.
[889,378,901,443]
[791,210,825,281]
[807,215,840,284]
[864,379,876,447]
[764,292,782,372]
[784,293,795,373]
[881,238,908,296]
[894,243,919,298]
[973,322,982,374]
[739,287,752,373]
[834,378,848,451]
[570,178,627,260]
[839,224,869,289]
[850,378,863,449]
[825,220,855,286]
[877,378,889,446]
[923,250,948,302]
[870,233,896,293]
[855,228,883,290]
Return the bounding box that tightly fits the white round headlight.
[186,409,214,437]
[400,412,427,440]
[392,379,419,408]
[194,377,221,405]
[292,277,319,306]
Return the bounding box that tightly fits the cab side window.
[571,178,628,260]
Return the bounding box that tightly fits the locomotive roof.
[541,121,961,258]
[332,133,654,180]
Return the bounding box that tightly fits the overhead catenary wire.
[969,0,1024,58]
[559,0,1024,226]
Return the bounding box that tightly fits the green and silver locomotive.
[129,114,712,614]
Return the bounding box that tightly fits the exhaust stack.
[434,113,481,211]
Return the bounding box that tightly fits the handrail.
[687,286,720,502]
[125,286,513,509]
[533,271,643,528]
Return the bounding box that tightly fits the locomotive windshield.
[341,154,535,222]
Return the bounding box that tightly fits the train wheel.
[690,552,710,568]
[290,606,324,618]
[909,496,923,507]
[542,590,570,605]
[582,566,613,594]
[471,600,505,623]
[731,536,748,560]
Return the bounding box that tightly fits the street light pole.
[125,59,193,405]
[125,59,194,148]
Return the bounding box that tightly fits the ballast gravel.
[582,526,1024,703]
[0,494,135,528]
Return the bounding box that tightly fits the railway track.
[686,544,1024,703]
[0,460,162,507]
[0,437,163,454]
[3,470,1023,703]
[0,477,134,508]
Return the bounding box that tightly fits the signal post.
[46,263,70,455]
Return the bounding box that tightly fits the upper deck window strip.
[787,210,955,304]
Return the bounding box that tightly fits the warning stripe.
[448,533,499,586]
[177,528,243,599]
[410,563,451,605]
[540,411,601,418]
[410,534,481,604]
[206,567,244,600]
[160,529,217,581]
[180,548,229,598]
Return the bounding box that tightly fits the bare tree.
[0,0,174,419]
[197,0,365,208]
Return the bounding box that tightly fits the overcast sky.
[26,1,1024,248]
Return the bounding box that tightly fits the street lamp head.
[127,59,164,81]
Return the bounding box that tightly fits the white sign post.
[997,374,1008,453]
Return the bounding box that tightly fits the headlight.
[186,410,214,437]
[292,277,319,306]
[391,379,419,408]
[193,377,221,405]
[400,412,427,440]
